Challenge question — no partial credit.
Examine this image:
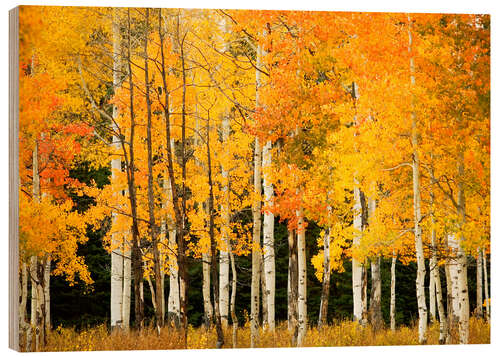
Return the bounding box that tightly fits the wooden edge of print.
[9,6,20,352]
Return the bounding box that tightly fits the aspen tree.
[218,17,231,329]
[110,7,124,331]
[250,55,263,350]
[288,228,299,344]
[296,206,307,346]
[390,253,396,331]
[476,249,483,318]
[408,14,428,344]
[262,138,276,331]
[482,249,489,321]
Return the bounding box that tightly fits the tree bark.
[219,112,231,329]
[390,253,396,331]
[408,15,428,344]
[429,266,436,323]
[352,185,363,323]
[296,206,307,347]
[250,63,263,346]
[369,256,383,331]
[288,228,299,345]
[43,257,50,331]
[456,153,469,344]
[261,259,268,329]
[318,221,331,329]
[19,262,30,351]
[229,247,238,348]
[110,7,124,331]
[482,249,489,322]
[262,140,275,331]
[476,249,483,318]
[429,159,447,343]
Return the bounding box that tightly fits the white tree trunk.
[250,136,262,347]
[251,36,264,345]
[202,252,213,328]
[168,227,180,328]
[390,253,396,331]
[369,256,382,330]
[318,224,331,328]
[219,113,231,329]
[110,7,124,331]
[121,237,131,330]
[408,15,427,344]
[262,139,275,331]
[19,262,30,351]
[456,154,469,344]
[476,249,483,318]
[447,234,461,325]
[429,267,436,323]
[43,257,50,331]
[260,260,268,329]
[482,249,489,321]
[229,248,238,347]
[352,185,363,323]
[296,206,307,347]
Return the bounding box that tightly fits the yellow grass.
[38,317,489,352]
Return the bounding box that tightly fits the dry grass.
[38,317,490,352]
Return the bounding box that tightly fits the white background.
[1,1,497,356]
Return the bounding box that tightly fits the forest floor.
[37,317,490,351]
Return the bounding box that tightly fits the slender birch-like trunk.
[369,256,382,330]
[296,206,307,347]
[444,247,454,344]
[429,164,450,345]
[31,141,42,351]
[476,249,483,318]
[429,268,436,323]
[447,234,460,337]
[482,249,489,322]
[390,253,396,331]
[250,137,262,346]
[408,15,427,344]
[367,197,382,330]
[164,136,180,328]
[110,8,124,331]
[168,226,180,328]
[43,258,50,331]
[288,229,299,344]
[456,154,469,344]
[261,261,268,329]
[433,261,447,344]
[262,139,275,331]
[229,248,238,348]
[219,112,231,328]
[202,250,213,328]
[318,207,331,329]
[122,239,131,330]
[352,185,363,323]
[19,262,30,351]
[429,175,447,343]
[250,38,264,346]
